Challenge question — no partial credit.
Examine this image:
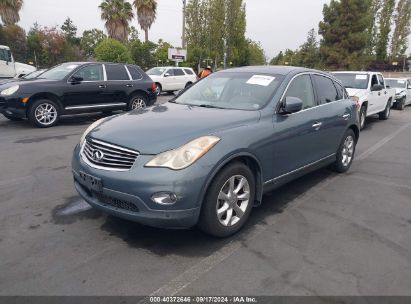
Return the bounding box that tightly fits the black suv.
[0,62,157,127]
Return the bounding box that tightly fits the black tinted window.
[127,65,143,80]
[184,69,194,75]
[76,64,103,81]
[314,75,339,104]
[165,69,174,76]
[377,74,385,87]
[371,75,378,87]
[105,64,129,81]
[285,75,316,109]
[0,49,11,61]
[334,81,345,100]
[174,69,185,76]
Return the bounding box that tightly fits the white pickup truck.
[0,45,36,79]
[332,71,395,130]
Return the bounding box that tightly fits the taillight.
[151,83,156,93]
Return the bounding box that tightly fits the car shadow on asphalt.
[98,168,335,257]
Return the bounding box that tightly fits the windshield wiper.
[198,104,225,109]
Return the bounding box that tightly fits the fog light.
[151,192,178,205]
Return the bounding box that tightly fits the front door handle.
[342,113,350,120]
[312,122,323,130]
[99,85,106,89]
[378,92,381,96]
[126,84,134,88]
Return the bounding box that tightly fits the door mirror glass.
[282,96,303,114]
[371,84,383,91]
[69,75,83,83]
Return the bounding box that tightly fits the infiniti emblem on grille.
[92,150,104,161]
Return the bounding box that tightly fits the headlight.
[0,85,19,96]
[396,90,405,96]
[145,136,221,170]
[79,118,107,146]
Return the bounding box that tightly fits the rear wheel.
[155,83,162,96]
[28,99,60,128]
[128,93,148,111]
[185,82,193,89]
[331,129,356,173]
[198,162,255,237]
[396,97,405,111]
[379,100,391,120]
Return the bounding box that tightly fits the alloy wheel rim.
[35,103,57,125]
[341,135,354,167]
[155,84,161,95]
[216,175,250,227]
[131,98,146,110]
[360,111,365,128]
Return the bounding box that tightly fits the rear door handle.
[312,122,323,130]
[99,85,106,89]
[126,84,134,88]
[342,114,350,120]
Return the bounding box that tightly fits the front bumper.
[0,96,27,118]
[71,144,207,228]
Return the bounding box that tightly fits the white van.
[0,45,36,78]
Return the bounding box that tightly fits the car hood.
[88,103,261,155]
[0,78,57,90]
[346,88,368,99]
[395,88,405,94]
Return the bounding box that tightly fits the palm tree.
[0,0,23,25]
[133,0,157,42]
[99,0,134,42]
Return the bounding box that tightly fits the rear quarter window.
[184,69,194,75]
[313,75,339,104]
[127,65,143,80]
[105,64,130,81]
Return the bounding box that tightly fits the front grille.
[81,138,139,171]
[93,192,139,212]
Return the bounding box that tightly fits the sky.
[17,0,409,60]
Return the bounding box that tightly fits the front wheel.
[28,99,60,128]
[396,97,405,111]
[127,94,148,111]
[379,101,391,120]
[331,129,356,173]
[359,106,366,130]
[198,162,255,238]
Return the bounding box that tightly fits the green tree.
[0,24,27,61]
[154,39,173,65]
[130,39,157,69]
[94,38,131,63]
[99,0,134,42]
[61,17,79,45]
[390,0,411,59]
[133,0,157,42]
[270,51,284,65]
[375,0,395,61]
[225,0,247,66]
[0,0,23,25]
[245,39,265,65]
[80,29,107,57]
[319,0,374,70]
[128,25,139,42]
[298,28,321,68]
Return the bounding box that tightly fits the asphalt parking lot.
[1,95,411,296]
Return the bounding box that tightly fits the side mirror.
[69,75,83,83]
[371,84,383,91]
[281,96,303,114]
[164,73,170,77]
[386,85,391,88]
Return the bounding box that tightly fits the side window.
[371,75,378,88]
[334,81,345,100]
[105,64,130,81]
[174,69,185,76]
[76,64,103,81]
[165,69,174,76]
[127,65,143,80]
[0,49,7,61]
[184,69,194,75]
[377,75,385,87]
[408,80,411,88]
[313,75,339,104]
[284,74,316,110]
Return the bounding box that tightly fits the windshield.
[39,63,79,80]
[22,70,45,79]
[147,67,167,76]
[386,79,406,89]
[173,72,283,110]
[332,73,369,90]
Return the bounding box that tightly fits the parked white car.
[385,78,411,111]
[0,45,36,78]
[332,71,395,130]
[147,66,197,95]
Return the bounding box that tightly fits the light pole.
[182,0,187,49]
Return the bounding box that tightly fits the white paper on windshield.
[246,75,275,86]
[356,75,367,80]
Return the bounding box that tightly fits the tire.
[3,114,23,121]
[359,105,367,130]
[198,162,255,238]
[379,100,391,120]
[396,97,405,111]
[331,129,356,173]
[28,99,60,128]
[155,83,162,96]
[185,82,193,89]
[127,93,148,111]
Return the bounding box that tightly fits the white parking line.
[140,121,411,300]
